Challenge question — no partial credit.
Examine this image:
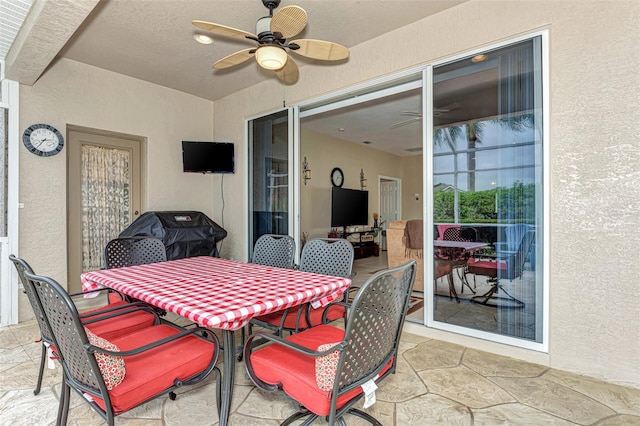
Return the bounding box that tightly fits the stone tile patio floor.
[1,317,639,425]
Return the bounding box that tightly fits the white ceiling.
[3,0,469,155]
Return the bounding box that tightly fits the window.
[431,37,544,345]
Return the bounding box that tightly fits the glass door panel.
[248,110,290,259]
[432,37,544,344]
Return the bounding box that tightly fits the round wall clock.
[330,167,344,187]
[22,124,64,157]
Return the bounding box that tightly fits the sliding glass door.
[430,36,545,345]
[248,109,294,260]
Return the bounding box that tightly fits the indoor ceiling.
[3,0,471,156]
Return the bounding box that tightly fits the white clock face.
[23,124,64,157]
[30,128,59,152]
[331,168,344,187]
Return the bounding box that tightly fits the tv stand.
[330,229,379,259]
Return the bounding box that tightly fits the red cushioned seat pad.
[467,258,506,278]
[256,304,345,330]
[82,302,156,341]
[91,324,215,414]
[250,324,391,416]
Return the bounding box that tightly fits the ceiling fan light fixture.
[194,34,213,44]
[256,45,287,70]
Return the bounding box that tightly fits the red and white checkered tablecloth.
[81,256,351,331]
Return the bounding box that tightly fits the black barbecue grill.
[119,211,227,260]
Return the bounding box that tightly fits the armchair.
[244,260,417,425]
[24,270,220,426]
[250,238,354,335]
[467,230,535,308]
[9,254,158,395]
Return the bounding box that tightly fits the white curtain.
[81,145,130,271]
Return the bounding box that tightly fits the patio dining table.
[81,256,351,425]
[434,240,488,301]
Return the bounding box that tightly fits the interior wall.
[299,128,403,239]
[17,58,215,321]
[401,155,424,220]
[212,1,640,388]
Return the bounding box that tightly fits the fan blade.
[400,111,422,117]
[390,117,420,129]
[271,5,307,39]
[274,55,299,84]
[192,20,256,40]
[289,39,349,61]
[213,48,255,70]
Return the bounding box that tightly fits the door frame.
[66,126,146,293]
[1,79,19,325]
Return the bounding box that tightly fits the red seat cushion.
[249,324,392,416]
[257,304,345,330]
[82,302,156,341]
[91,324,216,414]
[467,258,507,278]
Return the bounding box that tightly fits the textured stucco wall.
[211,1,640,388]
[18,59,215,321]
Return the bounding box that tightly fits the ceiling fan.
[192,0,349,84]
[390,103,460,129]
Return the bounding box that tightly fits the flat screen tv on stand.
[330,187,369,234]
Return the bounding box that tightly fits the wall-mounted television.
[182,141,235,174]
[331,187,369,228]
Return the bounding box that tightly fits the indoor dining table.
[81,256,351,425]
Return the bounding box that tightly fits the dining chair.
[244,260,417,426]
[442,226,478,294]
[467,229,535,308]
[104,236,168,308]
[9,254,159,396]
[434,255,456,302]
[104,236,167,269]
[252,234,296,269]
[249,238,354,337]
[23,269,220,426]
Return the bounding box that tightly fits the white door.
[379,178,400,227]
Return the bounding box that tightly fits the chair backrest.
[252,234,296,269]
[502,230,535,279]
[104,236,167,269]
[443,226,477,242]
[299,238,354,278]
[22,270,110,399]
[503,224,533,252]
[8,255,54,344]
[336,260,417,393]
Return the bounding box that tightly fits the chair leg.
[447,272,460,303]
[457,267,476,295]
[57,377,71,426]
[34,342,46,395]
[281,410,318,426]
[348,408,384,425]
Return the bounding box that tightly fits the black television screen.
[331,187,369,228]
[182,141,235,174]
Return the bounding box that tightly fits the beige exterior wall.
[17,59,215,320]
[211,1,640,388]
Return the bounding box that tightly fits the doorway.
[67,129,144,292]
